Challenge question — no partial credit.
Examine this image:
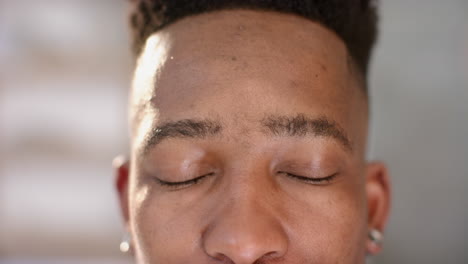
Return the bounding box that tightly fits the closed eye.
[280,171,339,184]
[154,172,215,189]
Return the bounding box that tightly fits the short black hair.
[129,0,378,77]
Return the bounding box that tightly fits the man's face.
[117,9,389,264]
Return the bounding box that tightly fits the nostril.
[205,241,286,264]
[255,250,285,263]
[210,253,236,264]
[210,252,234,263]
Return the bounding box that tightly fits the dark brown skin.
[116,9,390,264]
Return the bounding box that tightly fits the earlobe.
[114,155,131,225]
[365,161,391,255]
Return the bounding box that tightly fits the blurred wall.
[369,1,468,263]
[0,1,132,263]
[1,0,467,263]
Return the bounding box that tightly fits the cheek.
[129,183,205,263]
[284,182,367,262]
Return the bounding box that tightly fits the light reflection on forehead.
[130,33,171,132]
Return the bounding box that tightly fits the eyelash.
[154,173,214,189]
[281,172,339,184]
[155,171,338,190]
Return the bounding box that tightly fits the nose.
[203,191,288,263]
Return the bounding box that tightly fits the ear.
[114,155,131,229]
[365,161,391,255]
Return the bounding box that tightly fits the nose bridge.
[202,171,288,263]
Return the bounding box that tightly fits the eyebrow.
[261,114,352,151]
[142,119,222,154]
[141,114,352,155]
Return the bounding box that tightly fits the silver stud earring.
[368,228,384,245]
[119,232,132,253]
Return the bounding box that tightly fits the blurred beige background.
[1,1,467,263]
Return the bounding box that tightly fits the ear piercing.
[120,232,132,253]
[368,228,384,245]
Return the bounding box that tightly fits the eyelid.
[154,172,214,189]
[281,171,339,184]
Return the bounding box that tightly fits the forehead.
[130,9,367,153]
